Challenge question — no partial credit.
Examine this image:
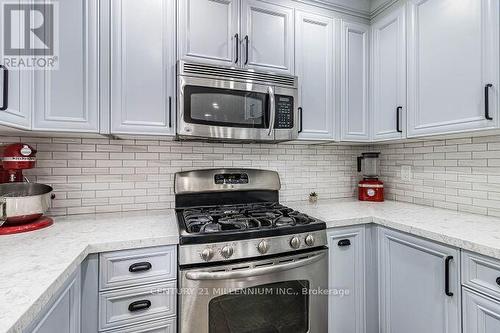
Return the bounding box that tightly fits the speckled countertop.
[0,210,179,333]
[3,199,500,333]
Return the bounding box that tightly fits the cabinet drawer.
[99,246,176,290]
[99,281,176,331]
[462,251,500,301]
[103,318,176,333]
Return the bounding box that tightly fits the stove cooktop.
[176,202,326,245]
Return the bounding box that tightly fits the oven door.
[178,75,277,141]
[179,249,328,333]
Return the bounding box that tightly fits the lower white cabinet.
[327,226,366,333]
[26,267,81,333]
[378,227,461,333]
[463,288,500,333]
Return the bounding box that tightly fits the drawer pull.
[129,262,152,273]
[128,300,152,312]
[338,239,351,247]
[496,277,500,287]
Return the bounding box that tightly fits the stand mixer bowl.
[0,183,53,226]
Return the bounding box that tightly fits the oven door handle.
[185,251,326,281]
[267,86,275,136]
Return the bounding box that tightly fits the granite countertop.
[3,199,500,333]
[286,199,500,260]
[0,210,179,333]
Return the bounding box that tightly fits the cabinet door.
[27,268,81,333]
[371,6,406,141]
[32,0,99,132]
[111,0,175,135]
[178,0,239,66]
[241,0,294,74]
[340,20,370,142]
[378,227,461,333]
[0,1,32,130]
[407,0,500,137]
[295,11,335,141]
[328,227,366,333]
[463,288,500,333]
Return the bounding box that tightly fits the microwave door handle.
[185,251,326,281]
[268,86,275,136]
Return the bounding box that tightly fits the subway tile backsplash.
[0,136,364,216]
[377,135,500,217]
[3,134,500,218]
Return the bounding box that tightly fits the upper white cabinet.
[110,0,175,135]
[0,1,32,130]
[33,0,100,132]
[340,20,370,142]
[178,0,294,75]
[177,0,239,66]
[378,227,461,333]
[407,0,500,137]
[295,11,335,140]
[241,0,294,74]
[371,5,406,141]
[328,226,366,333]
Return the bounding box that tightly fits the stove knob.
[221,246,234,259]
[200,248,214,262]
[290,236,301,249]
[257,240,270,254]
[305,234,315,246]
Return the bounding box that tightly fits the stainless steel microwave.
[177,61,299,142]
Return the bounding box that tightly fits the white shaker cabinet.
[340,20,370,142]
[26,268,81,333]
[328,227,366,333]
[32,0,100,132]
[378,227,461,333]
[241,0,294,75]
[0,1,32,130]
[463,288,500,333]
[110,0,175,135]
[295,11,335,140]
[177,0,239,66]
[371,5,406,141]
[407,0,500,137]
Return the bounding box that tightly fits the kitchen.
[1,0,500,332]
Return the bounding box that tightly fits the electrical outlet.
[401,165,412,182]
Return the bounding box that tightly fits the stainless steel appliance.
[175,169,328,333]
[177,61,300,142]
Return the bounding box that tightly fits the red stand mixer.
[357,152,384,202]
[0,143,54,235]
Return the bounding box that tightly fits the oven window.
[184,86,268,128]
[208,280,309,333]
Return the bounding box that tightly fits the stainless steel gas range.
[174,169,328,333]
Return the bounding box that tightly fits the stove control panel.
[180,230,328,265]
[214,173,249,185]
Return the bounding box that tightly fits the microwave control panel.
[274,95,294,129]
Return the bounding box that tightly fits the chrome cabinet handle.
[185,251,326,281]
[0,65,8,111]
[267,86,275,136]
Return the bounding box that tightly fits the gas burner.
[180,202,319,236]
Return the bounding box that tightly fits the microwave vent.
[180,61,297,88]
